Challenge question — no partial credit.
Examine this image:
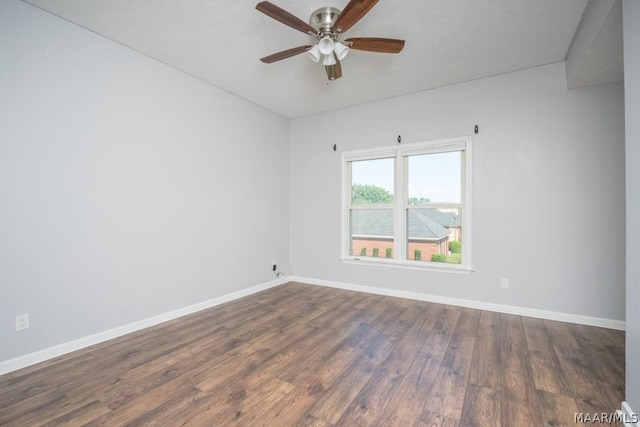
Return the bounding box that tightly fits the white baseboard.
[620,402,640,426]
[0,277,285,376]
[287,275,626,331]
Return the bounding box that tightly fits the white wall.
[0,0,290,362]
[624,0,640,415]
[290,62,625,323]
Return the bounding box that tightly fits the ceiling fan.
[255,0,405,81]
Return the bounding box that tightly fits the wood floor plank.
[336,367,402,426]
[459,384,501,427]
[378,304,459,426]
[566,323,625,389]
[543,319,581,349]
[553,343,604,397]
[535,389,584,427]
[121,386,209,426]
[41,400,112,427]
[567,322,625,349]
[419,333,475,425]
[0,282,626,426]
[418,411,459,427]
[303,350,381,424]
[306,300,419,424]
[419,307,479,424]
[522,316,571,395]
[182,373,295,425]
[0,388,67,425]
[469,311,501,390]
[263,294,394,385]
[254,348,363,426]
[381,301,444,376]
[573,383,626,426]
[500,314,544,427]
[0,353,99,411]
[555,342,624,417]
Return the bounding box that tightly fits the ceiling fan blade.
[256,1,317,35]
[333,0,379,33]
[345,37,405,53]
[260,45,313,63]
[325,56,343,80]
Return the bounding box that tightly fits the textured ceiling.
[21,0,622,118]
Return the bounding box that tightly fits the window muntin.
[342,137,471,272]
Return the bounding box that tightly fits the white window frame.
[341,136,472,273]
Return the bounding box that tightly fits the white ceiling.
[21,0,623,118]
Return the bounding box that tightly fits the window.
[342,136,472,272]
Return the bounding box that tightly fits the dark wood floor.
[0,282,625,426]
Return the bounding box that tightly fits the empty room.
[1,0,638,425]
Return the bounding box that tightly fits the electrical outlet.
[501,278,509,289]
[16,313,29,331]
[272,261,277,272]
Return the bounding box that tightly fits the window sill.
[340,258,473,274]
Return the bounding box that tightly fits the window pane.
[351,158,394,205]
[406,208,461,264]
[350,208,394,259]
[407,152,461,204]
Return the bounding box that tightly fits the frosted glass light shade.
[322,53,336,66]
[318,36,335,55]
[333,41,349,61]
[307,44,321,63]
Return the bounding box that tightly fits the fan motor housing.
[309,7,341,32]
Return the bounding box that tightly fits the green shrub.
[431,253,447,262]
[449,241,461,254]
[360,247,367,256]
[447,253,462,264]
[372,248,379,257]
[414,249,422,261]
[385,248,392,258]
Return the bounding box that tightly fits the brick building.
[350,208,461,261]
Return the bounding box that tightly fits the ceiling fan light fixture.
[322,53,337,66]
[318,36,335,55]
[256,1,406,81]
[307,44,321,62]
[333,41,349,61]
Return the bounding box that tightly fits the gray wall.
[290,62,626,322]
[0,0,630,375]
[0,0,290,362]
[624,0,640,415]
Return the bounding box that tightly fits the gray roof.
[351,208,459,240]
